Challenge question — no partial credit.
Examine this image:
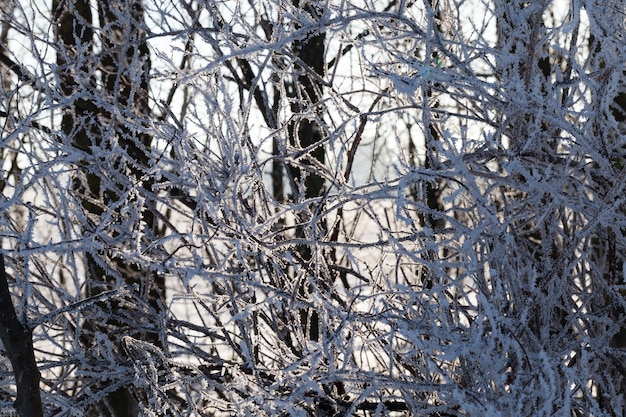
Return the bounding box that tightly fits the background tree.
[0,0,624,416]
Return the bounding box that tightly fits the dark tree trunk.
[286,0,326,343]
[0,255,43,417]
[52,1,163,415]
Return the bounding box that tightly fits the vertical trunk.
[415,0,449,290]
[286,0,326,342]
[422,1,444,225]
[0,255,43,417]
[0,0,15,194]
[53,1,162,415]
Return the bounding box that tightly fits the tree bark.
[287,0,326,343]
[52,1,163,415]
[0,254,43,417]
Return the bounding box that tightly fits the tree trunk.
[0,255,43,417]
[52,1,163,415]
[286,0,326,343]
